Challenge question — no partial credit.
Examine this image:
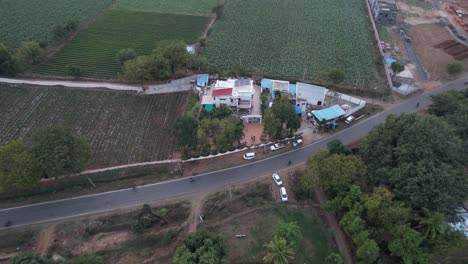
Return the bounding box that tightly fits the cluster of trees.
[173,230,225,264]
[0,127,90,192]
[263,95,301,140]
[0,40,46,75]
[118,40,207,81]
[177,105,244,156]
[390,62,404,73]
[300,98,467,263]
[52,20,79,42]
[263,222,303,264]
[9,253,103,264]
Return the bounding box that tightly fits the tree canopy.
[173,230,225,264]
[304,149,366,192]
[9,253,52,264]
[176,113,198,148]
[263,236,295,264]
[360,113,467,214]
[116,48,137,66]
[327,139,352,156]
[30,127,90,178]
[0,43,16,76]
[272,222,303,250]
[14,40,45,72]
[263,95,301,140]
[0,140,39,192]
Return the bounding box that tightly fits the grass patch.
[0,86,190,169]
[0,227,40,253]
[210,206,335,263]
[205,0,374,84]
[113,0,221,16]
[35,9,209,79]
[377,26,391,43]
[0,0,111,49]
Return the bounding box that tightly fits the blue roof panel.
[289,84,296,94]
[197,74,209,86]
[261,78,272,89]
[312,105,346,121]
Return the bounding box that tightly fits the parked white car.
[272,173,283,186]
[280,187,288,202]
[345,116,355,124]
[243,152,255,160]
[293,139,303,147]
[270,143,285,151]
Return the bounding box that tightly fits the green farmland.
[114,0,221,15]
[0,85,190,169]
[0,0,111,49]
[35,9,209,79]
[205,0,375,84]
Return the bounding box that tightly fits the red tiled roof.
[212,88,233,97]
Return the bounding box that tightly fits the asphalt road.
[0,80,465,229]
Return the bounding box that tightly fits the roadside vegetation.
[293,89,468,263]
[0,127,90,193]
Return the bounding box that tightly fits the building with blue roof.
[311,105,346,122]
[197,74,209,87]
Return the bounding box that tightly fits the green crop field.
[35,9,209,79]
[0,86,190,169]
[0,0,112,49]
[205,0,375,84]
[114,0,221,15]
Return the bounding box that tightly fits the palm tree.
[417,208,447,240]
[263,236,295,264]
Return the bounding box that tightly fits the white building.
[296,82,328,111]
[212,79,254,110]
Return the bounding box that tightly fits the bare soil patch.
[34,224,57,256]
[412,24,468,81]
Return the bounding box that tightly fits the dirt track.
[315,189,353,264]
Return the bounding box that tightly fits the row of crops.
[113,0,220,16]
[0,0,112,49]
[0,86,190,169]
[34,9,209,79]
[205,0,376,84]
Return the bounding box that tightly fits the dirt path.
[187,194,207,234]
[315,189,353,264]
[34,223,57,257]
[201,15,217,39]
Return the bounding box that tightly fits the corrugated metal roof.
[296,82,327,101]
[312,105,345,121]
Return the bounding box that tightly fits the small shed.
[197,74,209,87]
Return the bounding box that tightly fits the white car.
[280,187,288,202]
[272,173,283,186]
[293,139,303,147]
[270,143,285,151]
[243,152,255,160]
[345,116,355,124]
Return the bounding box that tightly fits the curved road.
[0,80,465,229]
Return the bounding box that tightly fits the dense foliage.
[205,0,374,83]
[173,230,225,264]
[35,10,208,79]
[446,62,463,75]
[300,104,468,263]
[429,89,468,146]
[0,0,111,48]
[360,113,467,214]
[263,95,301,139]
[31,127,91,178]
[0,141,39,192]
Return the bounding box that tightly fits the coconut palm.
[263,236,295,264]
[417,208,447,240]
